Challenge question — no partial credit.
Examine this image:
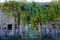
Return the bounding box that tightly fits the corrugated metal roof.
[49,20,60,24]
[40,2,49,5]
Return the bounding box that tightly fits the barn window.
[3,27,6,30]
[2,26,7,30]
[57,24,60,29]
[52,24,56,29]
[8,24,12,30]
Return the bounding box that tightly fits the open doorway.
[8,24,12,30]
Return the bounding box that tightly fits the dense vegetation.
[0,0,60,33]
[0,0,60,40]
[0,0,60,29]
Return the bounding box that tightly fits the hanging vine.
[0,0,60,30]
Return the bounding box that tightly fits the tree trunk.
[40,23,43,37]
[14,15,16,36]
[18,13,20,36]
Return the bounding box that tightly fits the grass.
[0,34,56,40]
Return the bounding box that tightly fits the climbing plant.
[0,0,60,33]
[46,0,60,21]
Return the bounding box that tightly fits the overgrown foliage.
[0,0,60,30]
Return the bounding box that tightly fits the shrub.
[41,34,55,40]
[0,36,3,40]
[7,36,20,40]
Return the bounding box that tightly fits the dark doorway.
[8,24,12,30]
